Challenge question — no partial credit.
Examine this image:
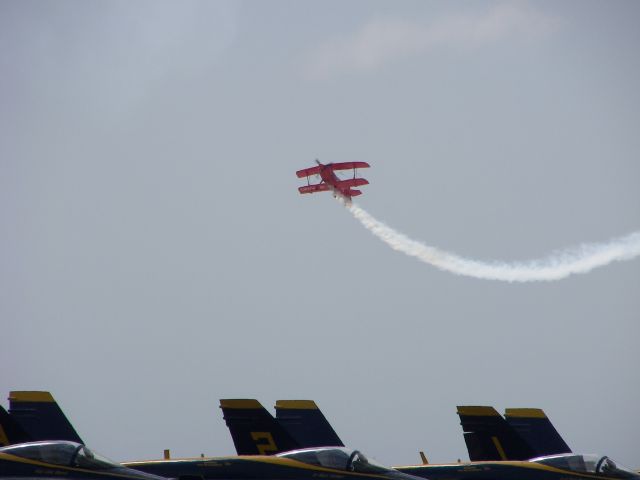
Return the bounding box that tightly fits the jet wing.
[296,166,322,178]
[328,162,370,171]
[298,184,330,194]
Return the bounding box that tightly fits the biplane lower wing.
[298,184,330,194]
[335,178,369,188]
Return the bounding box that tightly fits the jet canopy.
[531,454,638,479]
[0,441,121,470]
[277,447,389,474]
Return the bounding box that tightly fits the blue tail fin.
[275,400,343,448]
[457,406,535,461]
[0,405,31,446]
[219,399,298,455]
[8,391,83,444]
[504,408,571,457]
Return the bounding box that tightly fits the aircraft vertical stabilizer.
[0,405,31,446]
[275,400,344,448]
[504,408,571,457]
[8,391,83,444]
[220,399,298,455]
[457,406,535,461]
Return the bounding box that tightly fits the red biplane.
[296,160,370,202]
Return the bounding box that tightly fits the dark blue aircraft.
[1,391,83,446]
[0,441,165,480]
[219,399,343,455]
[395,453,640,480]
[456,406,571,461]
[124,446,424,480]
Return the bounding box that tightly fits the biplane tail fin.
[275,400,344,448]
[220,399,299,455]
[0,405,31,446]
[504,408,571,457]
[457,406,535,461]
[8,391,84,444]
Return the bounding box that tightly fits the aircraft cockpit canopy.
[277,447,390,474]
[0,441,121,470]
[531,454,638,479]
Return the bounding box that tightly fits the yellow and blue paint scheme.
[219,399,299,455]
[274,400,344,449]
[0,406,30,447]
[504,408,571,457]
[124,447,422,480]
[8,391,83,445]
[395,454,640,480]
[456,406,535,461]
[0,441,166,480]
[218,399,345,456]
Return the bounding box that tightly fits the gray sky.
[1,0,639,469]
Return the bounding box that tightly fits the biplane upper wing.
[296,166,322,178]
[298,184,331,194]
[328,162,370,171]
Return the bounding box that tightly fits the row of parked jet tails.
[0,392,638,480]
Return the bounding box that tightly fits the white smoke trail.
[345,201,640,282]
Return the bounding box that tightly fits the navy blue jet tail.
[504,408,571,457]
[8,391,83,444]
[0,405,31,446]
[457,406,535,461]
[219,399,298,455]
[275,400,344,448]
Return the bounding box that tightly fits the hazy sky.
[1,0,639,470]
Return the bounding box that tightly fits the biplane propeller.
[296,159,370,202]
